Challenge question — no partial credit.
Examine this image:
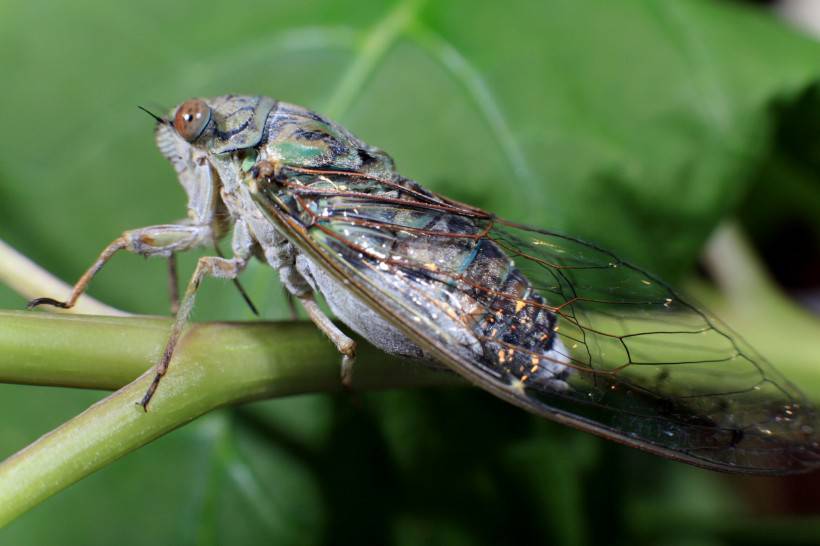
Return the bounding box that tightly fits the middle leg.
[140,254,247,409]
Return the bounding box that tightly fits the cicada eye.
[173,99,211,142]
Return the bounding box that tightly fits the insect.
[29,95,819,475]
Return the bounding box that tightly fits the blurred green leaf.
[3,0,820,544]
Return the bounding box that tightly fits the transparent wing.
[486,219,820,473]
[252,167,820,474]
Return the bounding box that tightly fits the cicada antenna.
[137,105,171,126]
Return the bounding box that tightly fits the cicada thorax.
[262,102,395,177]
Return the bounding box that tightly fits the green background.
[2,0,820,544]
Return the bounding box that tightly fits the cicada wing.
[486,220,820,473]
[251,169,820,474]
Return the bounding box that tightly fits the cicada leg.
[140,254,248,410]
[27,237,127,310]
[27,224,213,311]
[167,253,180,315]
[298,293,357,388]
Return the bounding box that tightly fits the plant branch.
[0,311,458,526]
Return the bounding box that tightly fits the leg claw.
[341,353,356,390]
[27,297,70,310]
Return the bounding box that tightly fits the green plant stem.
[0,311,457,526]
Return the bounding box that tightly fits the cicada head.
[157,95,276,153]
[153,95,277,224]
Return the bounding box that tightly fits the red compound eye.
[173,99,211,142]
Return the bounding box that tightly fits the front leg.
[27,224,212,310]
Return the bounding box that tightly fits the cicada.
[29,95,820,475]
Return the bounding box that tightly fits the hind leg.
[297,293,357,388]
